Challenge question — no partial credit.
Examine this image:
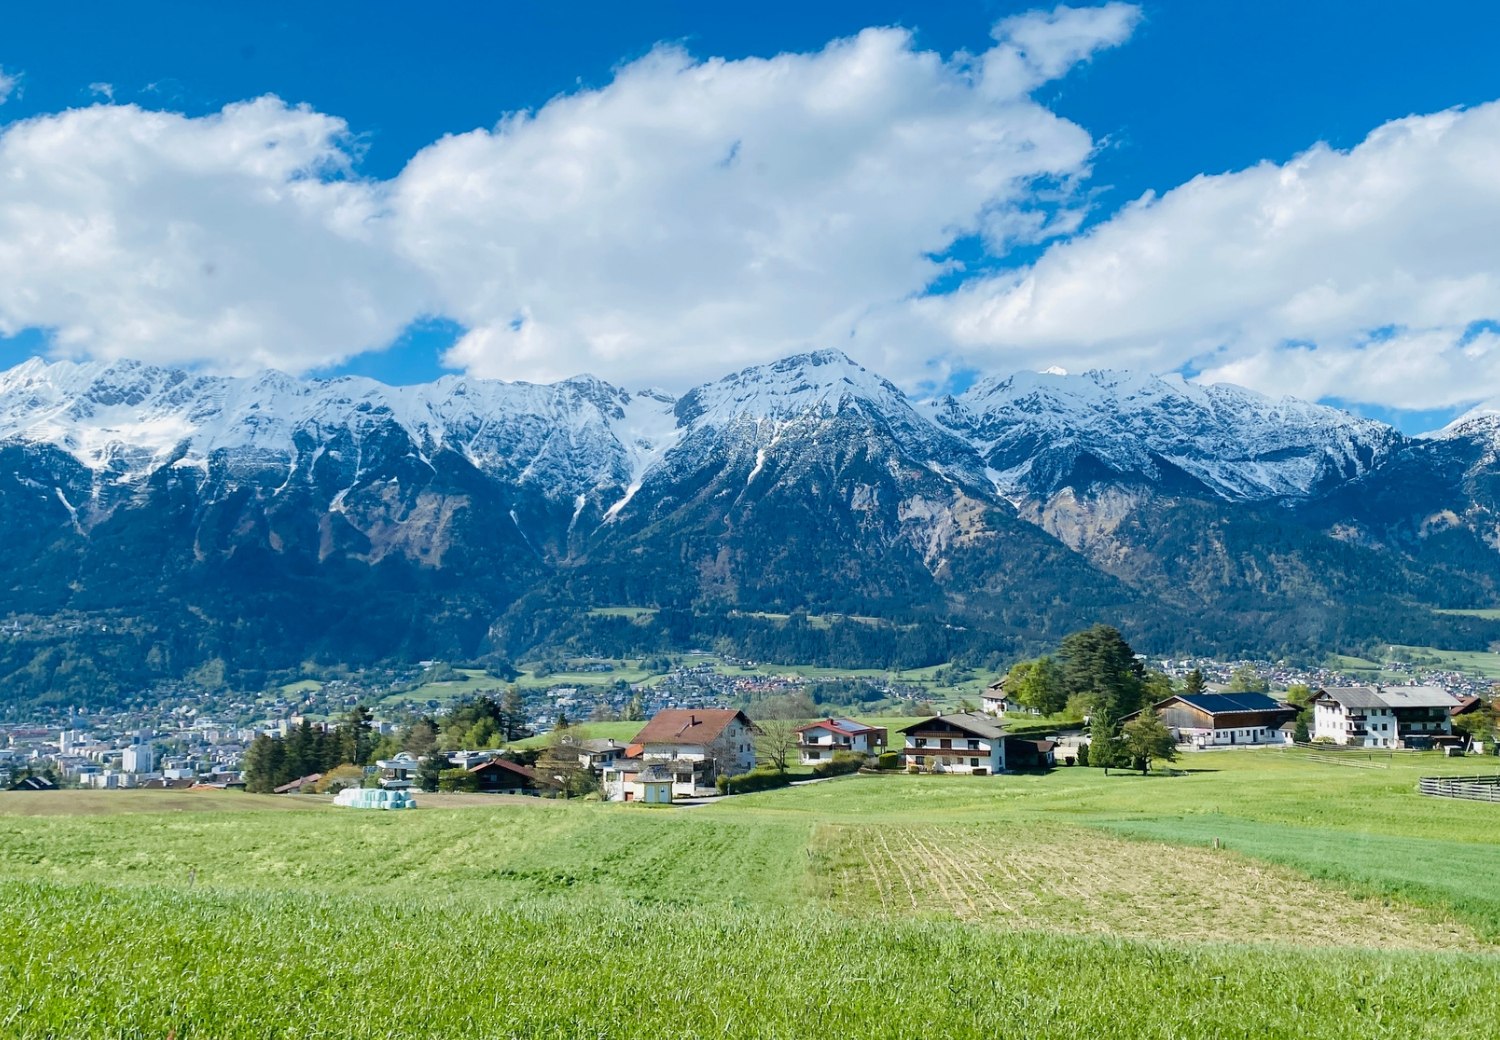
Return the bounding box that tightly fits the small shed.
[631,764,674,805]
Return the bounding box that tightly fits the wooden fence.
[1286,742,1395,768]
[1418,775,1500,802]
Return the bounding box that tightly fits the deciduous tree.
[1007,656,1066,715]
[754,715,801,773]
[1121,710,1177,775]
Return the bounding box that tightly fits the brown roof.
[629,709,754,749]
[470,758,538,780]
[142,777,198,790]
[272,773,322,794]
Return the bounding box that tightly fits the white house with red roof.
[795,718,888,765]
[625,708,758,795]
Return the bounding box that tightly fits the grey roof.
[1315,686,1386,709]
[1377,685,1459,709]
[1173,692,1290,715]
[1317,685,1458,710]
[636,764,675,783]
[900,711,1006,740]
[578,738,626,753]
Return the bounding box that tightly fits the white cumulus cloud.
[0,97,427,373]
[393,4,1140,386]
[0,5,1141,384]
[920,100,1500,411]
[0,66,19,105]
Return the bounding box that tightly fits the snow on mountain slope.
[0,357,679,507]
[0,353,1409,517]
[667,349,987,485]
[928,368,1401,501]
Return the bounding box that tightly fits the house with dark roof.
[795,718,887,765]
[1311,685,1460,748]
[1126,693,1297,749]
[574,738,629,772]
[900,712,1011,774]
[981,676,1038,716]
[468,757,540,796]
[272,773,322,794]
[8,775,58,791]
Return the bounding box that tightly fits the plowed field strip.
[812,822,1492,950]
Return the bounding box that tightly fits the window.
[969,758,980,767]
[940,738,951,750]
[914,756,925,766]
[967,739,979,750]
[914,737,927,748]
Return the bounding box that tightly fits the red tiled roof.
[629,709,753,748]
[794,717,879,736]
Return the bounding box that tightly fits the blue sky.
[3,1,1500,431]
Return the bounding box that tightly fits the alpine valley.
[4,349,1500,707]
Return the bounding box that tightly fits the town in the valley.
[4,634,1496,801]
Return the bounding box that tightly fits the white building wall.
[903,737,1004,774]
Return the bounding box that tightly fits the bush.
[719,767,797,796]
[312,764,365,794]
[1077,742,1090,767]
[437,769,479,793]
[811,751,864,779]
[877,751,900,771]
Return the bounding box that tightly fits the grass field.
[2,750,1498,1038]
[1386,644,1500,678]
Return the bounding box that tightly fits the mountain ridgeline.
[3,350,1499,706]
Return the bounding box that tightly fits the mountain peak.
[672,349,905,426]
[933,367,1399,500]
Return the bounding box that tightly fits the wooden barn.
[1130,692,1296,748]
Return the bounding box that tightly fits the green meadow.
[2,749,1498,1038]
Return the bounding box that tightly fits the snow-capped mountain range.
[0,349,1403,513]
[5,347,1500,702]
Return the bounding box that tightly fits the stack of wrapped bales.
[333,787,417,809]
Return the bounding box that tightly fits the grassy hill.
[2,751,1498,1037]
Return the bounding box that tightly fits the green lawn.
[1386,644,1500,678]
[379,667,512,706]
[3,749,1499,1038]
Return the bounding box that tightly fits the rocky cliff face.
[3,350,1499,699]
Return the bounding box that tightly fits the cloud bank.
[0,4,1137,384]
[925,101,1500,411]
[1,3,1498,415]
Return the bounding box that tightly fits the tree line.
[243,692,534,793]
